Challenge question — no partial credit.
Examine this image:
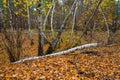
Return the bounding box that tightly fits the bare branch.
[78,0,102,41]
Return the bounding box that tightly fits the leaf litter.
[0,46,120,79]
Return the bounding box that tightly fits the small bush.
[2,29,24,62]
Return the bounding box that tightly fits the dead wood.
[13,43,103,64]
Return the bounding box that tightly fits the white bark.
[27,2,31,32]
[38,17,44,56]
[99,6,110,44]
[48,0,77,50]
[8,0,16,44]
[43,6,52,31]
[51,0,55,39]
[37,0,44,56]
[27,1,33,45]
[13,43,103,64]
[68,1,78,46]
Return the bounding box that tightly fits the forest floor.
[0,31,120,79]
[0,45,120,79]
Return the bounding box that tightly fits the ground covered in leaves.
[0,45,120,79]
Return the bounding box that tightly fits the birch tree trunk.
[37,1,44,56]
[46,0,78,54]
[43,5,52,31]
[26,2,33,45]
[68,1,78,47]
[51,0,55,40]
[99,6,110,44]
[7,0,16,44]
[14,43,103,63]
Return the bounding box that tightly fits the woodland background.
[0,0,120,79]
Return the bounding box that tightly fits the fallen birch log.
[13,43,103,64]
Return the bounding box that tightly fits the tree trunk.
[46,0,77,54]
[37,1,44,56]
[13,43,103,63]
